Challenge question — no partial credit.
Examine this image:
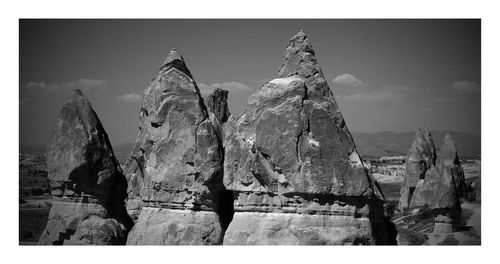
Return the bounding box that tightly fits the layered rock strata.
[38,90,132,245]
[222,31,394,245]
[124,49,231,245]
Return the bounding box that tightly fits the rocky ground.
[392,201,481,245]
[19,153,53,244]
[374,157,481,245]
[19,150,481,245]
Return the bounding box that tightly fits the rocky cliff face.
[222,31,394,245]
[399,131,462,220]
[38,90,132,245]
[124,49,231,245]
[206,88,230,124]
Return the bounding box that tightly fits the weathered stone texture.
[124,49,228,245]
[222,31,393,245]
[38,90,131,245]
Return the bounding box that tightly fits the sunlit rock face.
[222,31,394,245]
[124,49,230,245]
[399,131,463,220]
[38,90,132,245]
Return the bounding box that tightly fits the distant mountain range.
[351,131,481,159]
[20,130,481,163]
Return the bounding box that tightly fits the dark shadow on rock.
[368,198,398,245]
[107,171,135,234]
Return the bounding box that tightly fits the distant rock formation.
[206,88,230,124]
[124,49,231,245]
[222,31,394,245]
[399,130,462,220]
[399,129,436,209]
[38,90,132,245]
[436,133,466,199]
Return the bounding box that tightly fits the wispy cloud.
[117,93,142,103]
[198,81,254,96]
[20,78,108,108]
[342,89,406,103]
[24,78,107,92]
[452,81,480,93]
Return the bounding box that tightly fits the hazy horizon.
[20,19,481,145]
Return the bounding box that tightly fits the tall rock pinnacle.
[38,89,132,245]
[399,130,463,221]
[436,132,466,198]
[222,31,394,245]
[124,49,229,245]
[399,129,437,209]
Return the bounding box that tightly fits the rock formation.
[206,88,230,124]
[399,129,436,209]
[124,49,231,245]
[222,31,394,245]
[436,132,466,199]
[399,131,462,220]
[38,89,132,245]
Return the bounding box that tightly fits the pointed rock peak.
[161,48,192,78]
[413,129,434,146]
[278,30,319,80]
[73,88,84,97]
[164,48,184,65]
[408,128,436,166]
[287,30,309,48]
[65,89,94,114]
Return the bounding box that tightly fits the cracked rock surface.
[124,49,228,245]
[222,31,394,245]
[38,90,132,245]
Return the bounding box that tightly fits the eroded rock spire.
[124,49,229,245]
[38,89,132,245]
[399,130,463,221]
[222,31,394,245]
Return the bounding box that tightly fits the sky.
[19,19,481,146]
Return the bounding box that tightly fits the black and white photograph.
[18,18,481,246]
[4,0,500,263]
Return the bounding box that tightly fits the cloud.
[452,81,480,93]
[20,78,108,108]
[117,93,142,103]
[23,78,107,92]
[198,81,254,96]
[333,74,365,89]
[333,73,413,103]
[342,90,406,103]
